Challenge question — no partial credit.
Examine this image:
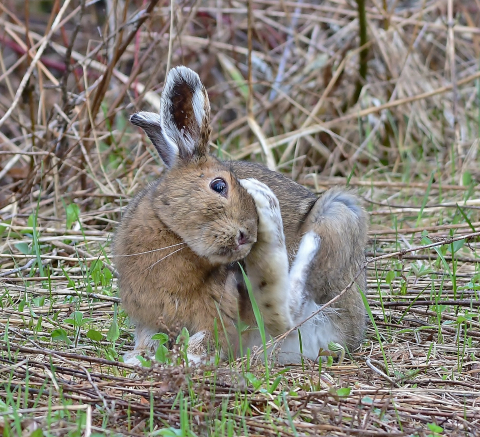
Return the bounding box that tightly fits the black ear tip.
[167,66,203,90]
[129,113,141,126]
[129,112,162,129]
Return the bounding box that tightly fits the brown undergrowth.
[1,0,480,435]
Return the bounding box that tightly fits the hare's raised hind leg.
[239,178,293,336]
[288,231,321,319]
[239,181,367,364]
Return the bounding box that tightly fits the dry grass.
[1,0,480,435]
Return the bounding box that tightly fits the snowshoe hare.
[113,66,368,365]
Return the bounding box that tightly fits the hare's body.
[114,66,368,365]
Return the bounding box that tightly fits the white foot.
[240,178,292,335]
[123,351,144,367]
[240,178,285,245]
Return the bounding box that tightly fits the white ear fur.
[130,112,178,168]
[160,66,210,160]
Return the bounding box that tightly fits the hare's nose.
[237,230,249,246]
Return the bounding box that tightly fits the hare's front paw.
[240,178,285,246]
[122,350,155,376]
[123,351,144,367]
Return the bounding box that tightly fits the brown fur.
[113,156,258,354]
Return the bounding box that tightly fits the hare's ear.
[160,66,211,161]
[130,112,178,168]
[130,67,210,167]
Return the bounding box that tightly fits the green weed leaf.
[385,270,395,284]
[462,171,472,186]
[151,428,182,436]
[51,328,71,344]
[65,311,91,327]
[421,232,451,274]
[87,329,103,341]
[244,372,263,390]
[155,345,169,363]
[268,375,282,394]
[336,387,351,397]
[90,260,113,286]
[27,214,35,228]
[66,203,80,229]
[18,299,26,312]
[447,239,465,254]
[152,333,169,344]
[15,242,31,255]
[32,296,45,307]
[427,423,443,434]
[176,327,190,345]
[361,396,374,405]
[136,355,151,368]
[107,320,120,342]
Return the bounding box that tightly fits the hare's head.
[130,67,258,264]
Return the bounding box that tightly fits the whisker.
[112,238,202,258]
[145,247,186,272]
[112,241,187,257]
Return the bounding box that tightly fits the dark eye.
[210,178,228,197]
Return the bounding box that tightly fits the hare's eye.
[210,178,228,197]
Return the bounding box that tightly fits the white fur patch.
[161,104,195,155]
[192,87,206,127]
[125,326,216,365]
[239,178,285,244]
[132,111,161,126]
[289,231,321,317]
[186,330,215,364]
[240,178,292,335]
[130,111,180,167]
[123,351,144,367]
